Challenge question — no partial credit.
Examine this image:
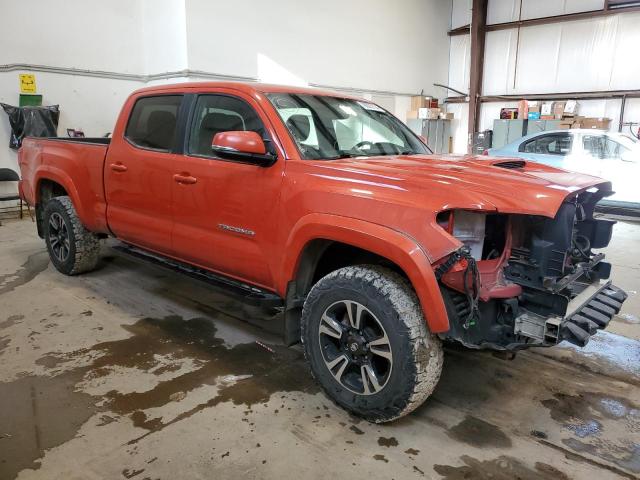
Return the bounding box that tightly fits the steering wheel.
[353,140,375,151]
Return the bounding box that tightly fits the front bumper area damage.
[514,281,627,347]
[435,185,628,351]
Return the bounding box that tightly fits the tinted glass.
[188,95,266,157]
[266,93,429,160]
[522,134,572,156]
[125,95,182,151]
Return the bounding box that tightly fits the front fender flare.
[279,213,450,334]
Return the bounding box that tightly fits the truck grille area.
[440,188,628,351]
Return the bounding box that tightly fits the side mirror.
[211,131,276,166]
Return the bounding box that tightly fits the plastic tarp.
[1,104,60,149]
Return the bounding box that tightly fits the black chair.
[0,168,28,225]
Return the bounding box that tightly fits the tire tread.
[301,265,443,422]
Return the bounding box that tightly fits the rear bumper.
[514,281,628,347]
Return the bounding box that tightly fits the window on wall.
[521,134,572,156]
[125,95,182,151]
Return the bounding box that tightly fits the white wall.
[184,0,450,96]
[141,0,189,73]
[0,0,453,187]
[0,0,146,198]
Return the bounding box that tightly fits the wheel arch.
[280,213,450,343]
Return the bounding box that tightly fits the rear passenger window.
[125,95,182,151]
[521,134,572,156]
[188,95,266,157]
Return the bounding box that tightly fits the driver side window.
[188,95,265,158]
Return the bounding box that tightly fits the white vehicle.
[487,129,640,207]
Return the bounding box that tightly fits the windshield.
[266,93,430,160]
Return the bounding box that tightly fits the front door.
[170,92,285,290]
[105,94,184,255]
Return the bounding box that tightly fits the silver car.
[487,129,640,207]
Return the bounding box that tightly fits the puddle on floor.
[0,315,318,479]
[0,251,49,296]
[0,371,95,479]
[557,330,640,382]
[541,391,640,473]
[433,455,570,480]
[447,415,512,449]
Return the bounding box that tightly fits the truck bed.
[18,136,111,234]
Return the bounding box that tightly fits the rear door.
[170,91,285,289]
[105,94,184,255]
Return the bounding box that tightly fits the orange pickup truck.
[18,82,627,422]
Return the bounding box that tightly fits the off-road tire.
[43,196,100,275]
[301,265,444,422]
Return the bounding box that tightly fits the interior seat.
[285,114,311,143]
[145,111,177,150]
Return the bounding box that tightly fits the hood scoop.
[492,160,526,170]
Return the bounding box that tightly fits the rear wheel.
[301,265,443,422]
[43,196,100,275]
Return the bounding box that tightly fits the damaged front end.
[435,188,628,351]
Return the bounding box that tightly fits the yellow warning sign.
[19,74,37,94]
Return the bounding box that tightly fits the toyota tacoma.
[18,82,627,422]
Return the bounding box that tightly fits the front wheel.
[301,265,443,422]
[43,196,101,275]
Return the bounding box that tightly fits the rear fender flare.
[34,166,87,225]
[280,213,450,333]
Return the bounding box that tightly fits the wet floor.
[1,218,639,480]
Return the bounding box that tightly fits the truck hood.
[308,154,612,217]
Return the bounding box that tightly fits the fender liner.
[280,213,450,334]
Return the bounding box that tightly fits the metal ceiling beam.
[448,4,640,36]
[445,88,640,105]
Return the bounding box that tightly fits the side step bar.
[113,244,284,309]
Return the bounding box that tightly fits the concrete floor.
[0,217,639,480]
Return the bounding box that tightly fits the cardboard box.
[553,101,566,120]
[410,96,430,110]
[528,101,540,113]
[564,100,578,116]
[500,108,518,120]
[406,110,418,120]
[582,117,611,130]
[558,121,573,130]
[518,100,529,120]
[439,112,454,120]
[420,107,441,119]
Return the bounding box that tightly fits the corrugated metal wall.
[448,0,640,152]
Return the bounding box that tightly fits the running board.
[112,244,284,309]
